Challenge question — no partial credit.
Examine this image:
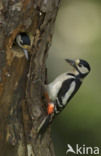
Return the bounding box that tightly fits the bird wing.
[57,78,75,105]
[47,73,74,101]
[57,78,81,106]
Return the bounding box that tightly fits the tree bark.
[0,0,60,156]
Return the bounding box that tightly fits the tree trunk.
[0,0,60,156]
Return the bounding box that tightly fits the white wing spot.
[62,81,76,105]
[47,73,75,101]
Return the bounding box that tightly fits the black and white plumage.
[38,59,91,135]
[16,32,31,60]
[47,59,90,114]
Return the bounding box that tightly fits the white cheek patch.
[78,66,89,74]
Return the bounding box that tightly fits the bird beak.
[65,59,76,68]
[23,49,29,60]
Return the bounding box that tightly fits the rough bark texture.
[0,0,60,156]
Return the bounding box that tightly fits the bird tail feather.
[37,115,51,135]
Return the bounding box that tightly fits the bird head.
[65,58,91,78]
[16,32,31,50]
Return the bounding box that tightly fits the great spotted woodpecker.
[16,32,31,60]
[37,58,91,135]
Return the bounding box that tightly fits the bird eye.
[78,63,82,67]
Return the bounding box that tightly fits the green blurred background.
[47,0,101,155]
